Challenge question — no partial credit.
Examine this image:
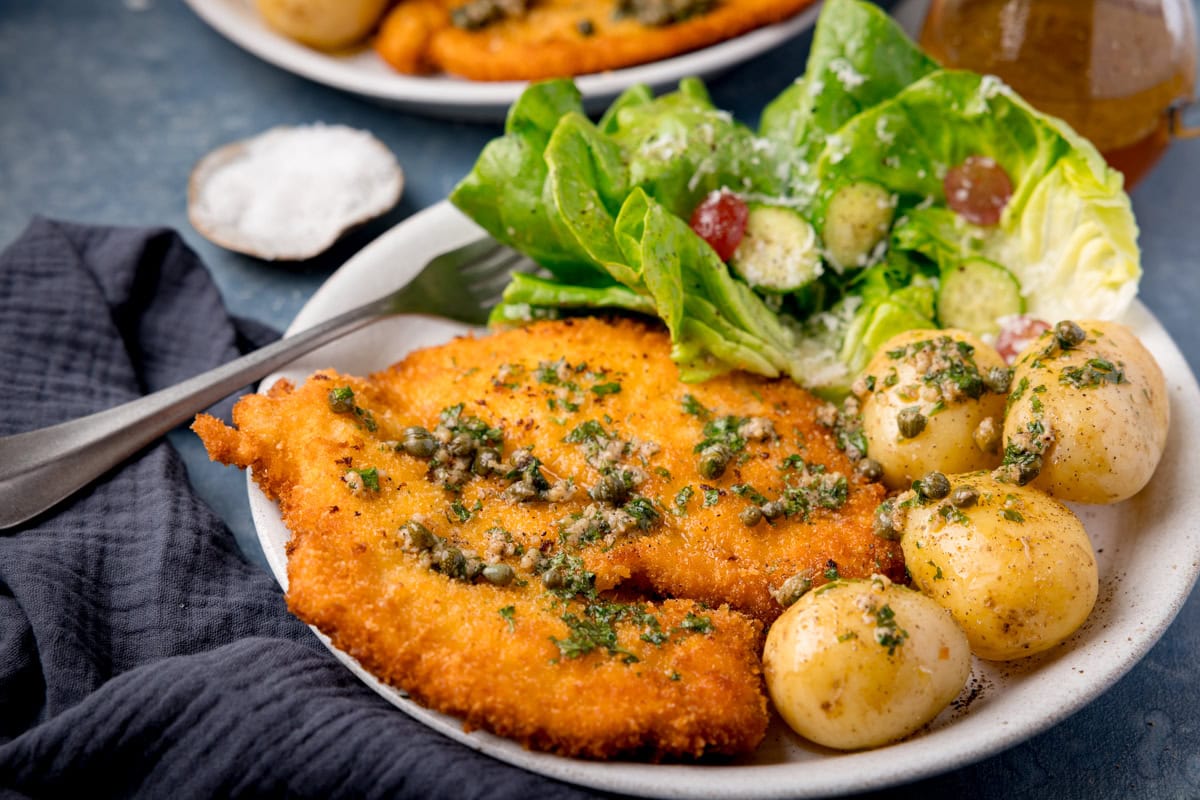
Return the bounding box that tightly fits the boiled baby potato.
[896,471,1098,661]
[257,0,389,50]
[856,329,1009,490]
[1002,319,1169,504]
[763,576,970,750]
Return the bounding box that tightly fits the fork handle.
[0,295,393,531]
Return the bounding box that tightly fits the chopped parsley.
[499,605,516,631]
[439,403,502,448]
[1001,508,1026,523]
[591,382,622,396]
[681,393,710,418]
[732,483,768,505]
[676,612,714,634]
[938,503,970,525]
[702,487,720,507]
[328,386,377,432]
[694,415,748,455]
[352,467,380,492]
[564,419,611,445]
[447,498,475,522]
[673,485,695,515]
[873,603,908,655]
[1061,358,1126,389]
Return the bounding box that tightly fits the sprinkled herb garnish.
[499,605,516,631]
[673,485,695,515]
[591,382,622,396]
[873,604,908,655]
[328,386,377,432]
[1060,358,1126,389]
[732,484,768,505]
[345,467,380,493]
[676,612,714,634]
[681,394,710,418]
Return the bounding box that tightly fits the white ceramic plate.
[183,0,822,121]
[249,201,1200,799]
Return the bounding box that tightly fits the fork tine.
[460,249,526,280]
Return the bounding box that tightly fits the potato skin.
[898,472,1098,661]
[1004,320,1169,504]
[257,0,388,50]
[762,577,970,750]
[858,330,1008,490]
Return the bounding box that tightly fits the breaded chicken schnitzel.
[194,317,899,758]
[375,0,820,81]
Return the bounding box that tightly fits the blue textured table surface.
[2,1,1199,797]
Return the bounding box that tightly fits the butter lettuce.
[819,70,1140,321]
[450,0,1141,396]
[760,0,937,163]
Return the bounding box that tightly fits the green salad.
[450,0,1140,397]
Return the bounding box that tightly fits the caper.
[1055,320,1086,349]
[984,366,1013,395]
[399,520,436,551]
[855,458,883,482]
[873,502,900,541]
[447,433,477,458]
[589,473,629,505]
[482,563,515,586]
[918,471,951,500]
[436,546,466,578]
[328,387,356,414]
[401,426,438,459]
[950,485,979,508]
[739,506,763,527]
[510,450,536,471]
[697,444,731,480]
[760,500,786,520]
[770,572,814,608]
[473,447,502,475]
[541,565,565,590]
[897,406,927,439]
[463,556,485,581]
[576,17,594,35]
[1014,454,1043,485]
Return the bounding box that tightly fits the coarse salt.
[189,124,402,260]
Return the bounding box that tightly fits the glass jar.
[920,0,1198,186]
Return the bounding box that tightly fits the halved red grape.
[944,155,1014,226]
[689,189,748,262]
[995,315,1050,363]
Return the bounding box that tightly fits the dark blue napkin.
[0,219,601,799]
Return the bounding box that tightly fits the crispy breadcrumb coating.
[194,317,899,758]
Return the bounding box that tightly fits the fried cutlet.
[375,0,820,81]
[193,317,899,758]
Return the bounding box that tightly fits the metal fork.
[0,237,532,530]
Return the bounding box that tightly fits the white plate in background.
[184,0,823,121]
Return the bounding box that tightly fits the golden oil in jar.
[920,0,1197,185]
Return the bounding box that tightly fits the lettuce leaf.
[819,70,1140,321]
[601,78,781,218]
[759,0,937,165]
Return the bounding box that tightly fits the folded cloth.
[0,220,601,800]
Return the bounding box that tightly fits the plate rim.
[182,0,823,115]
[248,200,1200,799]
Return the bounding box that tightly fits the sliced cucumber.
[729,205,822,293]
[822,181,895,270]
[936,257,1024,336]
